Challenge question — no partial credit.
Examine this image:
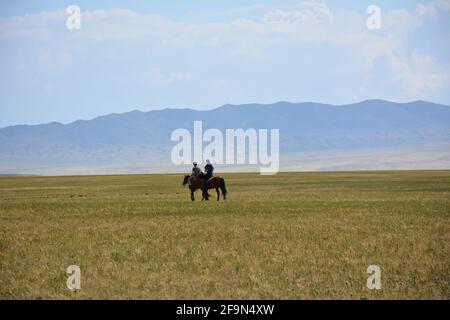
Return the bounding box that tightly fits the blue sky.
[1,0,449,127]
[0,1,424,18]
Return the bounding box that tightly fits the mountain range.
[1,99,449,175]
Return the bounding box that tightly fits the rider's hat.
[193,162,197,166]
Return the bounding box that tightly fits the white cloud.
[389,51,449,93]
[0,0,449,104]
[260,1,333,25]
[417,0,450,18]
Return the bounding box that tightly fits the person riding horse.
[188,162,202,187]
[184,160,225,201]
[203,159,214,200]
[188,161,214,200]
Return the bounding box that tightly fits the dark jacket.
[204,164,214,176]
[192,166,201,177]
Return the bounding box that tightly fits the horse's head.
[182,175,190,185]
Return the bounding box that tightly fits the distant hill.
[1,99,449,175]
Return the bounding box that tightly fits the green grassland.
[0,171,449,299]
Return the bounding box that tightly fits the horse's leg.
[194,183,204,201]
[216,186,220,201]
[191,189,195,201]
[202,182,208,201]
[201,187,205,201]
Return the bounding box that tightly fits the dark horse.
[183,173,227,201]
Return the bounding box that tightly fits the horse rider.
[189,162,202,186]
[205,159,214,179]
[203,159,214,200]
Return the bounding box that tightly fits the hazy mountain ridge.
[1,99,449,174]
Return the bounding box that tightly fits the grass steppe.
[0,171,449,299]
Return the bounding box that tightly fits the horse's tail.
[220,178,227,198]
